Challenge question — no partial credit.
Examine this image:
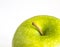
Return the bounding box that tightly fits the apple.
[12,15,60,47]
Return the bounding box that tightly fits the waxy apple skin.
[12,15,60,47]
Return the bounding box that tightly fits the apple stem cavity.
[32,22,43,36]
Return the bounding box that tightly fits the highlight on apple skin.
[12,15,60,47]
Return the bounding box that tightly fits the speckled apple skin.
[12,15,60,47]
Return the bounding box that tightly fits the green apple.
[12,15,60,47]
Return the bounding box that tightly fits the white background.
[0,0,60,47]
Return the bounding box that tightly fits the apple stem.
[32,22,43,36]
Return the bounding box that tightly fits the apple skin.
[12,15,60,47]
